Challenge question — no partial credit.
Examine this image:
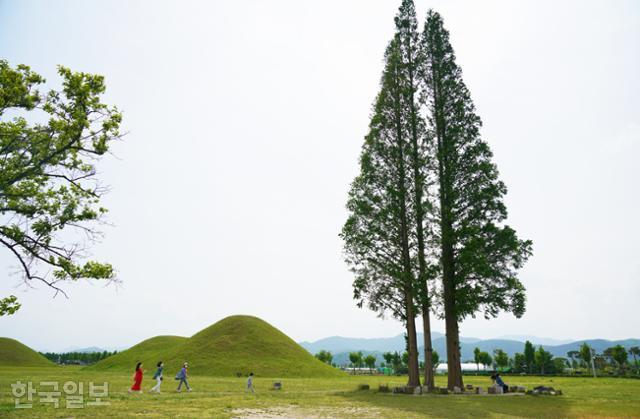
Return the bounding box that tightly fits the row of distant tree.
[473,341,640,376]
[40,350,118,365]
[314,341,640,376]
[316,349,441,375]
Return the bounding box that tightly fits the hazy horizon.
[1,0,639,353]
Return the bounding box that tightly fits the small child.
[246,372,255,393]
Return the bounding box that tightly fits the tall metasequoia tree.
[394,0,436,390]
[420,10,533,390]
[341,38,421,387]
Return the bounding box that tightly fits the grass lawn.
[1,366,639,417]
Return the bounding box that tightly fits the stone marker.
[272,382,282,390]
[414,386,422,395]
[528,386,562,396]
[358,384,370,391]
[378,384,390,393]
[488,385,503,394]
[453,386,462,394]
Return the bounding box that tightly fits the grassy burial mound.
[0,337,55,367]
[90,315,342,378]
[167,315,343,378]
[87,335,187,372]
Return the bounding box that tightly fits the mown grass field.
[1,366,639,417]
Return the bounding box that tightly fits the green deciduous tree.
[579,343,594,373]
[478,351,492,370]
[524,340,536,373]
[0,61,122,316]
[419,10,532,389]
[364,354,377,373]
[535,346,553,374]
[314,350,333,365]
[512,352,527,373]
[567,350,580,368]
[431,350,440,373]
[383,351,394,368]
[552,357,568,374]
[392,351,403,373]
[473,347,481,371]
[606,345,628,373]
[629,346,640,370]
[493,349,509,370]
[349,351,363,372]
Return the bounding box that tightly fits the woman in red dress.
[129,362,144,393]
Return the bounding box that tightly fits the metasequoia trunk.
[432,58,463,391]
[392,63,421,388]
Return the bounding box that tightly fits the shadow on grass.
[338,388,571,418]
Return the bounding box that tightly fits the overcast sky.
[1,0,638,352]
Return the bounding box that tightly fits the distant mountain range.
[299,334,640,366]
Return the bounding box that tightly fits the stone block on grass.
[404,386,416,395]
[488,386,503,394]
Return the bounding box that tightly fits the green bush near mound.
[0,337,54,367]
[88,315,343,378]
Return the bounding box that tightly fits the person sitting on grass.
[491,373,508,393]
[128,362,144,394]
[176,362,192,392]
[246,372,255,394]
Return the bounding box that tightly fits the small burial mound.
[0,337,55,367]
[90,315,342,378]
[87,335,187,371]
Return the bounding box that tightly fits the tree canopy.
[0,60,122,315]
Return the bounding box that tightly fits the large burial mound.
[90,315,342,378]
[0,337,55,367]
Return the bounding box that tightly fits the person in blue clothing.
[246,372,255,394]
[176,362,192,392]
[492,373,508,393]
[150,361,163,393]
